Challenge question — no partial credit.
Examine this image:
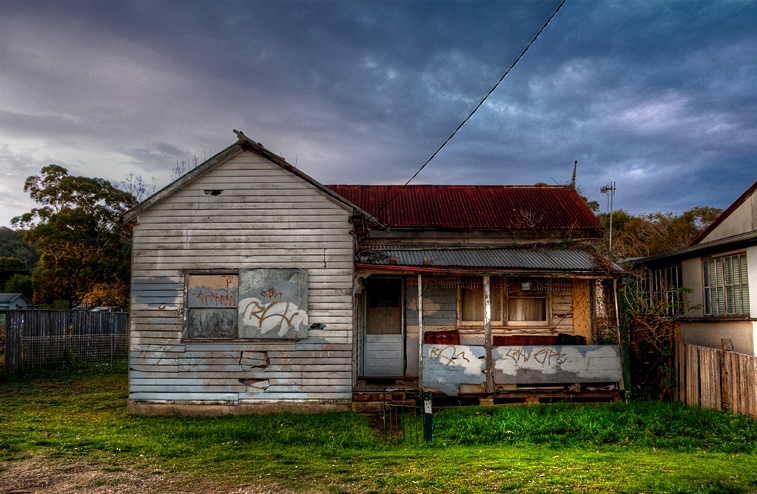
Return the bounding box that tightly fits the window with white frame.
[703,254,750,316]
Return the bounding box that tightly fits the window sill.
[182,338,299,343]
[687,315,754,322]
[456,325,553,332]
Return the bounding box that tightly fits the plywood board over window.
[238,268,309,339]
[186,274,239,339]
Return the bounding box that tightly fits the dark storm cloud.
[1,0,756,226]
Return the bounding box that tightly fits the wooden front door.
[363,278,404,377]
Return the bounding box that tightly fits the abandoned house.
[638,179,757,356]
[122,131,624,415]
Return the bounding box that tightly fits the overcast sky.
[1,0,756,227]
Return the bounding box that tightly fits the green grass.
[2,362,757,493]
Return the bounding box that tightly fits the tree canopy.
[598,206,723,260]
[12,165,135,308]
[0,227,40,269]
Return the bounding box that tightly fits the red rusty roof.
[327,185,603,233]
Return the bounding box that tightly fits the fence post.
[4,311,22,374]
[720,339,733,411]
[423,391,433,442]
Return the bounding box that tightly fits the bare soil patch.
[0,456,302,494]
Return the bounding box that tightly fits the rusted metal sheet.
[493,345,622,384]
[422,344,487,396]
[327,185,603,232]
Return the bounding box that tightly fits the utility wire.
[365,0,568,225]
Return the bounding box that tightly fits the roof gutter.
[636,230,757,266]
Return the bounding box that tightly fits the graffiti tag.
[191,288,237,307]
[429,345,471,367]
[502,346,567,366]
[260,287,284,299]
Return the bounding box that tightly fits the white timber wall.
[129,150,355,405]
[701,193,756,243]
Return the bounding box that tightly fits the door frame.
[361,276,405,377]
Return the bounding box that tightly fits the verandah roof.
[357,248,621,274]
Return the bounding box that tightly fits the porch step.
[352,391,407,402]
[351,399,417,413]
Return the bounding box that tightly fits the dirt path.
[0,457,301,494]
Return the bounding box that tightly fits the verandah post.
[418,273,424,390]
[484,275,493,394]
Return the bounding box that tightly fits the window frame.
[703,253,750,317]
[456,275,551,328]
[504,277,551,327]
[649,265,683,315]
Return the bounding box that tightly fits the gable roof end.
[690,178,757,245]
[121,130,377,226]
[0,293,30,304]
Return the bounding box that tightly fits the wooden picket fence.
[3,310,129,374]
[675,341,757,417]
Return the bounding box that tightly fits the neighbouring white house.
[639,179,757,356]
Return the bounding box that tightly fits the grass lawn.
[2,362,757,493]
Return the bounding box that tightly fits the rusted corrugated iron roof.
[358,248,620,272]
[326,185,602,232]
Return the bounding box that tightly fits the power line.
[365,0,568,225]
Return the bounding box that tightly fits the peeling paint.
[493,345,622,384]
[239,379,270,393]
[422,344,486,396]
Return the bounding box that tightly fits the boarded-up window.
[185,270,309,340]
[186,274,239,339]
[238,268,309,339]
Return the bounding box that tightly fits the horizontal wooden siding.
[129,151,355,404]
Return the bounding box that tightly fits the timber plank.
[129,392,239,402]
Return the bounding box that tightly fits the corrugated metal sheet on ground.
[359,248,607,271]
[327,185,603,231]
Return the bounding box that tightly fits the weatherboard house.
[122,131,624,415]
